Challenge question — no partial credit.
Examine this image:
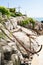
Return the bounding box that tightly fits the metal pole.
[8,2,9,8]
[18,6,21,12]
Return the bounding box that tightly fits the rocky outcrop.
[17,17,43,35]
[0,17,42,65]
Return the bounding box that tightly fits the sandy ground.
[31,35,43,65]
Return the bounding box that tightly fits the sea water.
[35,17,43,22]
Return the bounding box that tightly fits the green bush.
[0,6,23,17]
[15,12,22,16]
[28,18,35,29]
[0,6,10,16]
[9,8,22,17]
[28,18,35,23]
[10,12,16,17]
[9,8,16,13]
[20,18,35,29]
[20,19,29,26]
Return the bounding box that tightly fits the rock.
[41,21,43,23]
[21,63,25,65]
[6,61,13,65]
[11,54,20,65]
[2,45,12,61]
[10,17,17,29]
[0,48,4,65]
[4,51,11,60]
[3,60,13,65]
[0,16,42,65]
[2,45,12,52]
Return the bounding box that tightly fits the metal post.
[18,6,21,12]
[8,2,9,8]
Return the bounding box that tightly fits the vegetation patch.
[0,6,10,16]
[0,6,23,17]
[20,18,35,29]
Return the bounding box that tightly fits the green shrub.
[10,12,16,17]
[15,12,22,16]
[20,19,29,26]
[0,6,23,17]
[28,18,35,29]
[20,18,35,29]
[9,8,16,13]
[9,8,23,17]
[28,18,35,23]
[0,6,10,16]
